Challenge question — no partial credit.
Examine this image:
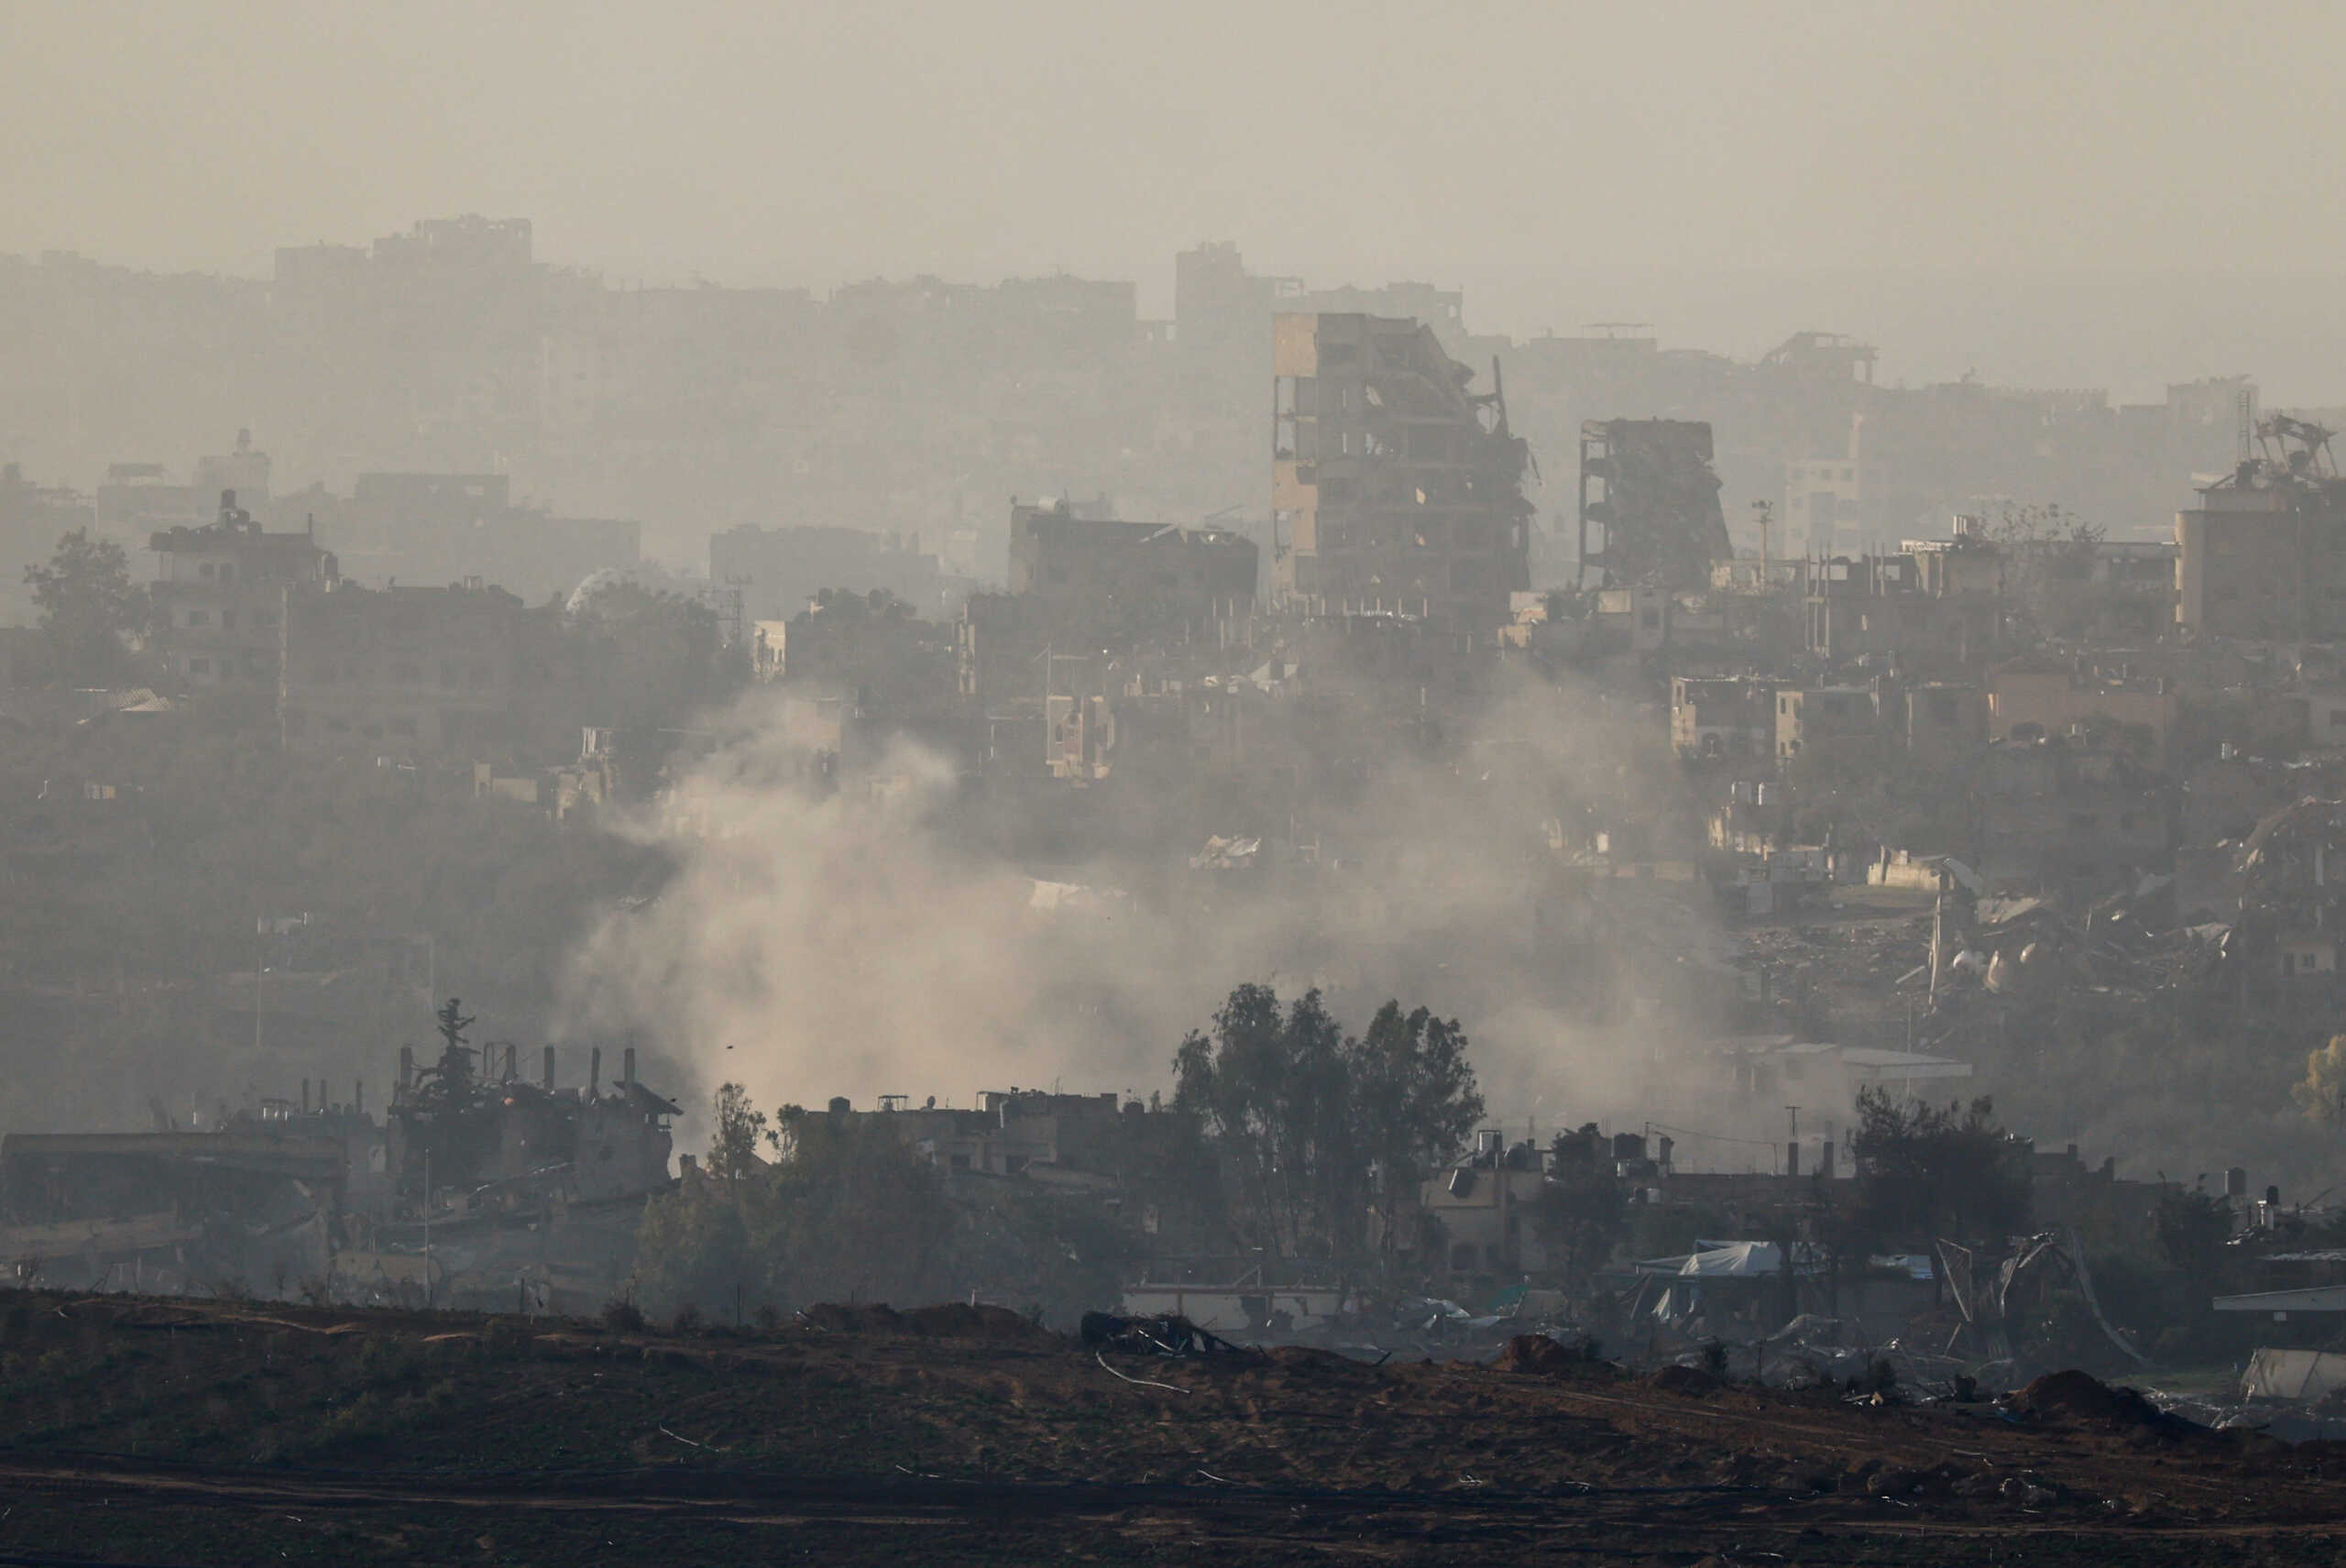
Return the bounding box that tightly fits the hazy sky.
[9,1,2346,394]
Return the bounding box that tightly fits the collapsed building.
[1575,419,1731,592]
[386,1000,675,1209]
[2236,797,2346,1006]
[0,1000,679,1312]
[0,1114,353,1296]
[1271,313,1534,634]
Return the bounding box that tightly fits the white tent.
[1636,1240,1787,1277]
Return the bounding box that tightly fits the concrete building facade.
[2176,423,2346,643]
[149,491,337,692]
[280,579,532,753]
[1271,313,1532,634]
[1007,499,1257,630]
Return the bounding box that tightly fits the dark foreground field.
[0,1294,2341,1566]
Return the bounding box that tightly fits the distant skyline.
[10,0,2346,400]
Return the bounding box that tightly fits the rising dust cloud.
[559,670,1714,1136]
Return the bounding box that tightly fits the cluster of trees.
[2292,1036,2346,1125]
[1846,1087,2031,1247]
[629,985,1492,1321]
[1172,985,1484,1263]
[21,527,151,687]
[634,1093,959,1319]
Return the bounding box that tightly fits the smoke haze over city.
[15,8,2346,1536]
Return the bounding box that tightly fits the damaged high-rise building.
[1575,419,1731,591]
[1270,313,1533,633]
[2176,415,2346,643]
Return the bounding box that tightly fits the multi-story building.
[1774,685,1877,760]
[1784,412,1869,559]
[149,491,337,691]
[1986,654,2177,765]
[1903,683,1988,767]
[2176,421,2346,643]
[279,578,533,753]
[776,590,956,729]
[1575,420,1730,592]
[1008,499,1257,631]
[1670,676,1774,762]
[330,472,640,603]
[192,429,271,510]
[1974,741,2171,894]
[709,523,953,623]
[1802,549,2004,670]
[1270,313,1533,635]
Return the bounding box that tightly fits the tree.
[562,579,733,734]
[633,1173,752,1318]
[1174,984,1356,1258]
[24,527,148,685]
[1526,1175,1628,1293]
[2291,1036,2346,1125]
[755,1108,957,1306]
[632,1091,957,1318]
[2154,1185,2234,1286]
[1173,984,1485,1264]
[707,1081,771,1187]
[1847,1089,2029,1248]
[1353,1001,1485,1252]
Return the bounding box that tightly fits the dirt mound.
[1264,1344,1364,1373]
[799,1302,904,1334]
[2014,1369,2163,1427]
[1648,1364,1722,1397]
[902,1302,1059,1345]
[1493,1335,1611,1376]
[797,1302,1060,1344]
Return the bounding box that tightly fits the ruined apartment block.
[1271,313,1531,634]
[1575,419,1730,593]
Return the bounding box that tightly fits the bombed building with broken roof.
[386,1002,677,1212]
[1575,419,1730,593]
[1271,312,1533,634]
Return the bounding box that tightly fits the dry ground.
[0,1292,2339,1565]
